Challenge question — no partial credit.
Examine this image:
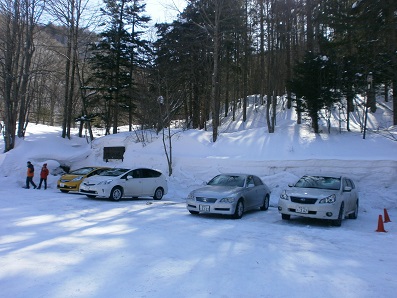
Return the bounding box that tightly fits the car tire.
[60,190,69,193]
[86,195,96,199]
[189,210,199,215]
[153,187,164,200]
[349,200,359,219]
[333,202,344,227]
[260,194,270,211]
[281,214,290,220]
[233,200,244,219]
[110,186,123,201]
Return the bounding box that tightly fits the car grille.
[196,197,217,203]
[290,196,317,204]
[80,189,97,194]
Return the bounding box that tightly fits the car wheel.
[189,210,199,215]
[260,194,270,211]
[153,187,164,200]
[86,195,96,199]
[281,214,290,220]
[349,200,359,219]
[333,202,344,226]
[60,190,69,193]
[233,200,244,219]
[110,186,123,201]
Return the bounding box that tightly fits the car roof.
[301,174,344,179]
[217,173,255,178]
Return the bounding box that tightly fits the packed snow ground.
[0,99,396,298]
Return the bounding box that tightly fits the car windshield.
[208,175,245,187]
[294,175,341,190]
[70,167,96,175]
[99,168,129,177]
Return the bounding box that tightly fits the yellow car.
[57,167,109,193]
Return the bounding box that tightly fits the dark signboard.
[103,146,125,162]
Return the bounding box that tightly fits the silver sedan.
[278,175,359,226]
[186,173,271,219]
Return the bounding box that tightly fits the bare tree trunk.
[211,0,221,142]
[0,0,43,151]
[259,0,265,106]
[17,0,36,137]
[242,0,249,123]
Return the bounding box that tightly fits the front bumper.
[57,182,80,191]
[186,199,236,215]
[278,200,340,220]
[79,186,109,198]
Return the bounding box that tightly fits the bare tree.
[46,0,94,139]
[0,0,44,152]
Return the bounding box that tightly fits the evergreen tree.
[288,51,339,133]
[88,0,150,134]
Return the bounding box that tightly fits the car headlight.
[71,176,84,182]
[98,179,113,185]
[319,194,336,204]
[280,190,289,200]
[220,198,235,203]
[187,192,195,200]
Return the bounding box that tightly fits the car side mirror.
[126,175,133,180]
[288,183,294,187]
[344,186,352,192]
[247,184,255,188]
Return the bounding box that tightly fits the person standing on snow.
[26,161,37,189]
[37,163,49,190]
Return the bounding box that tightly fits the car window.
[349,179,355,189]
[345,179,355,189]
[295,176,341,190]
[253,176,264,186]
[132,169,141,178]
[99,168,129,177]
[141,169,161,178]
[208,175,245,187]
[246,176,255,187]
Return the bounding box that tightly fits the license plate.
[199,205,210,212]
[296,206,309,213]
[60,183,65,187]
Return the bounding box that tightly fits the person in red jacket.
[37,163,49,190]
[25,161,37,189]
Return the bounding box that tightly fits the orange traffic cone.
[376,215,387,233]
[384,208,391,223]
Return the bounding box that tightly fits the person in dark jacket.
[37,163,49,190]
[26,161,37,189]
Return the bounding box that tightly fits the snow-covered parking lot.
[0,184,396,298]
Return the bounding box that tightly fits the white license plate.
[296,206,309,213]
[60,183,65,187]
[199,205,210,212]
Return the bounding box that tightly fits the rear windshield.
[294,176,341,190]
[99,168,130,177]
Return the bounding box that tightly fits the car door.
[345,179,356,212]
[244,176,259,209]
[341,178,353,212]
[140,169,158,196]
[123,169,143,196]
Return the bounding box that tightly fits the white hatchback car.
[278,175,359,226]
[79,168,168,201]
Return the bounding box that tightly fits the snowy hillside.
[0,97,396,298]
